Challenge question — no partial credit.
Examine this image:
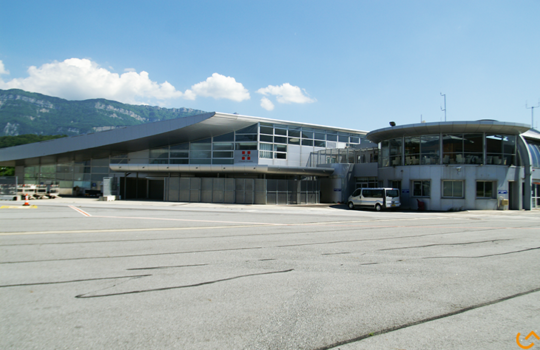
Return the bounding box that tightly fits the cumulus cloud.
[260,97,274,111]
[257,83,316,104]
[0,58,186,104]
[0,61,9,75]
[189,73,250,102]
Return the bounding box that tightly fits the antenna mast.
[526,100,540,128]
[440,93,447,122]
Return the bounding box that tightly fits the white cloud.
[257,83,316,104]
[190,73,250,102]
[0,60,9,75]
[260,97,274,111]
[0,58,186,104]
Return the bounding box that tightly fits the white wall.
[377,164,520,211]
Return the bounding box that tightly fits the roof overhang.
[109,164,335,176]
[367,121,531,144]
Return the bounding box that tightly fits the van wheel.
[375,204,382,211]
[348,202,355,210]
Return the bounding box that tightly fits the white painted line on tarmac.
[0,224,266,236]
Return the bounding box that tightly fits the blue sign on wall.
[402,189,410,194]
[497,190,508,195]
[334,189,342,192]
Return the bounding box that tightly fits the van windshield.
[386,190,399,198]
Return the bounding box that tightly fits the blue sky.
[1,0,539,131]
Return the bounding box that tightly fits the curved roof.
[366,120,531,144]
[0,112,367,166]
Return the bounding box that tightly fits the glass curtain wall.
[150,123,366,164]
[383,133,518,167]
[486,135,516,165]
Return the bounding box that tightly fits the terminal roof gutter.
[109,164,335,177]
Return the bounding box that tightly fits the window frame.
[442,180,464,199]
[412,180,431,197]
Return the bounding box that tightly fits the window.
[442,180,464,198]
[412,180,430,197]
[477,181,495,198]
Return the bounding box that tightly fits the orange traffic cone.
[23,193,30,206]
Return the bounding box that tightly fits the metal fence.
[0,176,18,200]
[166,177,319,205]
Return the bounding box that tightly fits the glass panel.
[302,131,313,139]
[288,137,300,145]
[443,181,453,197]
[260,126,273,135]
[453,181,463,197]
[288,130,300,137]
[274,136,287,144]
[170,159,189,164]
[260,135,273,143]
[338,135,348,142]
[150,159,168,164]
[381,140,390,167]
[170,143,189,150]
[259,143,273,151]
[314,140,326,147]
[413,181,422,196]
[275,145,287,152]
[213,142,234,150]
[350,137,360,143]
[213,133,234,142]
[421,135,440,165]
[236,124,258,134]
[191,143,211,150]
[91,158,109,166]
[314,132,325,140]
[236,143,258,150]
[189,159,212,164]
[275,128,287,136]
[150,149,169,158]
[464,134,483,153]
[213,151,233,158]
[326,134,337,141]
[422,181,430,197]
[485,181,493,197]
[476,181,484,197]
[404,137,420,165]
[92,167,109,173]
[276,153,286,159]
[502,135,516,154]
[302,139,313,146]
[170,151,189,158]
[236,134,257,142]
[191,150,211,158]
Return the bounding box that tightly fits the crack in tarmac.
[317,286,540,350]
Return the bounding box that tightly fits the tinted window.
[386,190,399,198]
[362,189,373,198]
[352,189,361,197]
[372,190,384,198]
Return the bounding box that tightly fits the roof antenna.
[440,93,447,122]
[526,99,539,129]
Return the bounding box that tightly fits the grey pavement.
[0,198,539,349]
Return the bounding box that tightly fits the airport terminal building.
[1,112,539,210]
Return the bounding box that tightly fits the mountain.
[0,89,207,136]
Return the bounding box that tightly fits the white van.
[347,188,401,211]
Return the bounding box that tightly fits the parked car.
[348,188,401,211]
